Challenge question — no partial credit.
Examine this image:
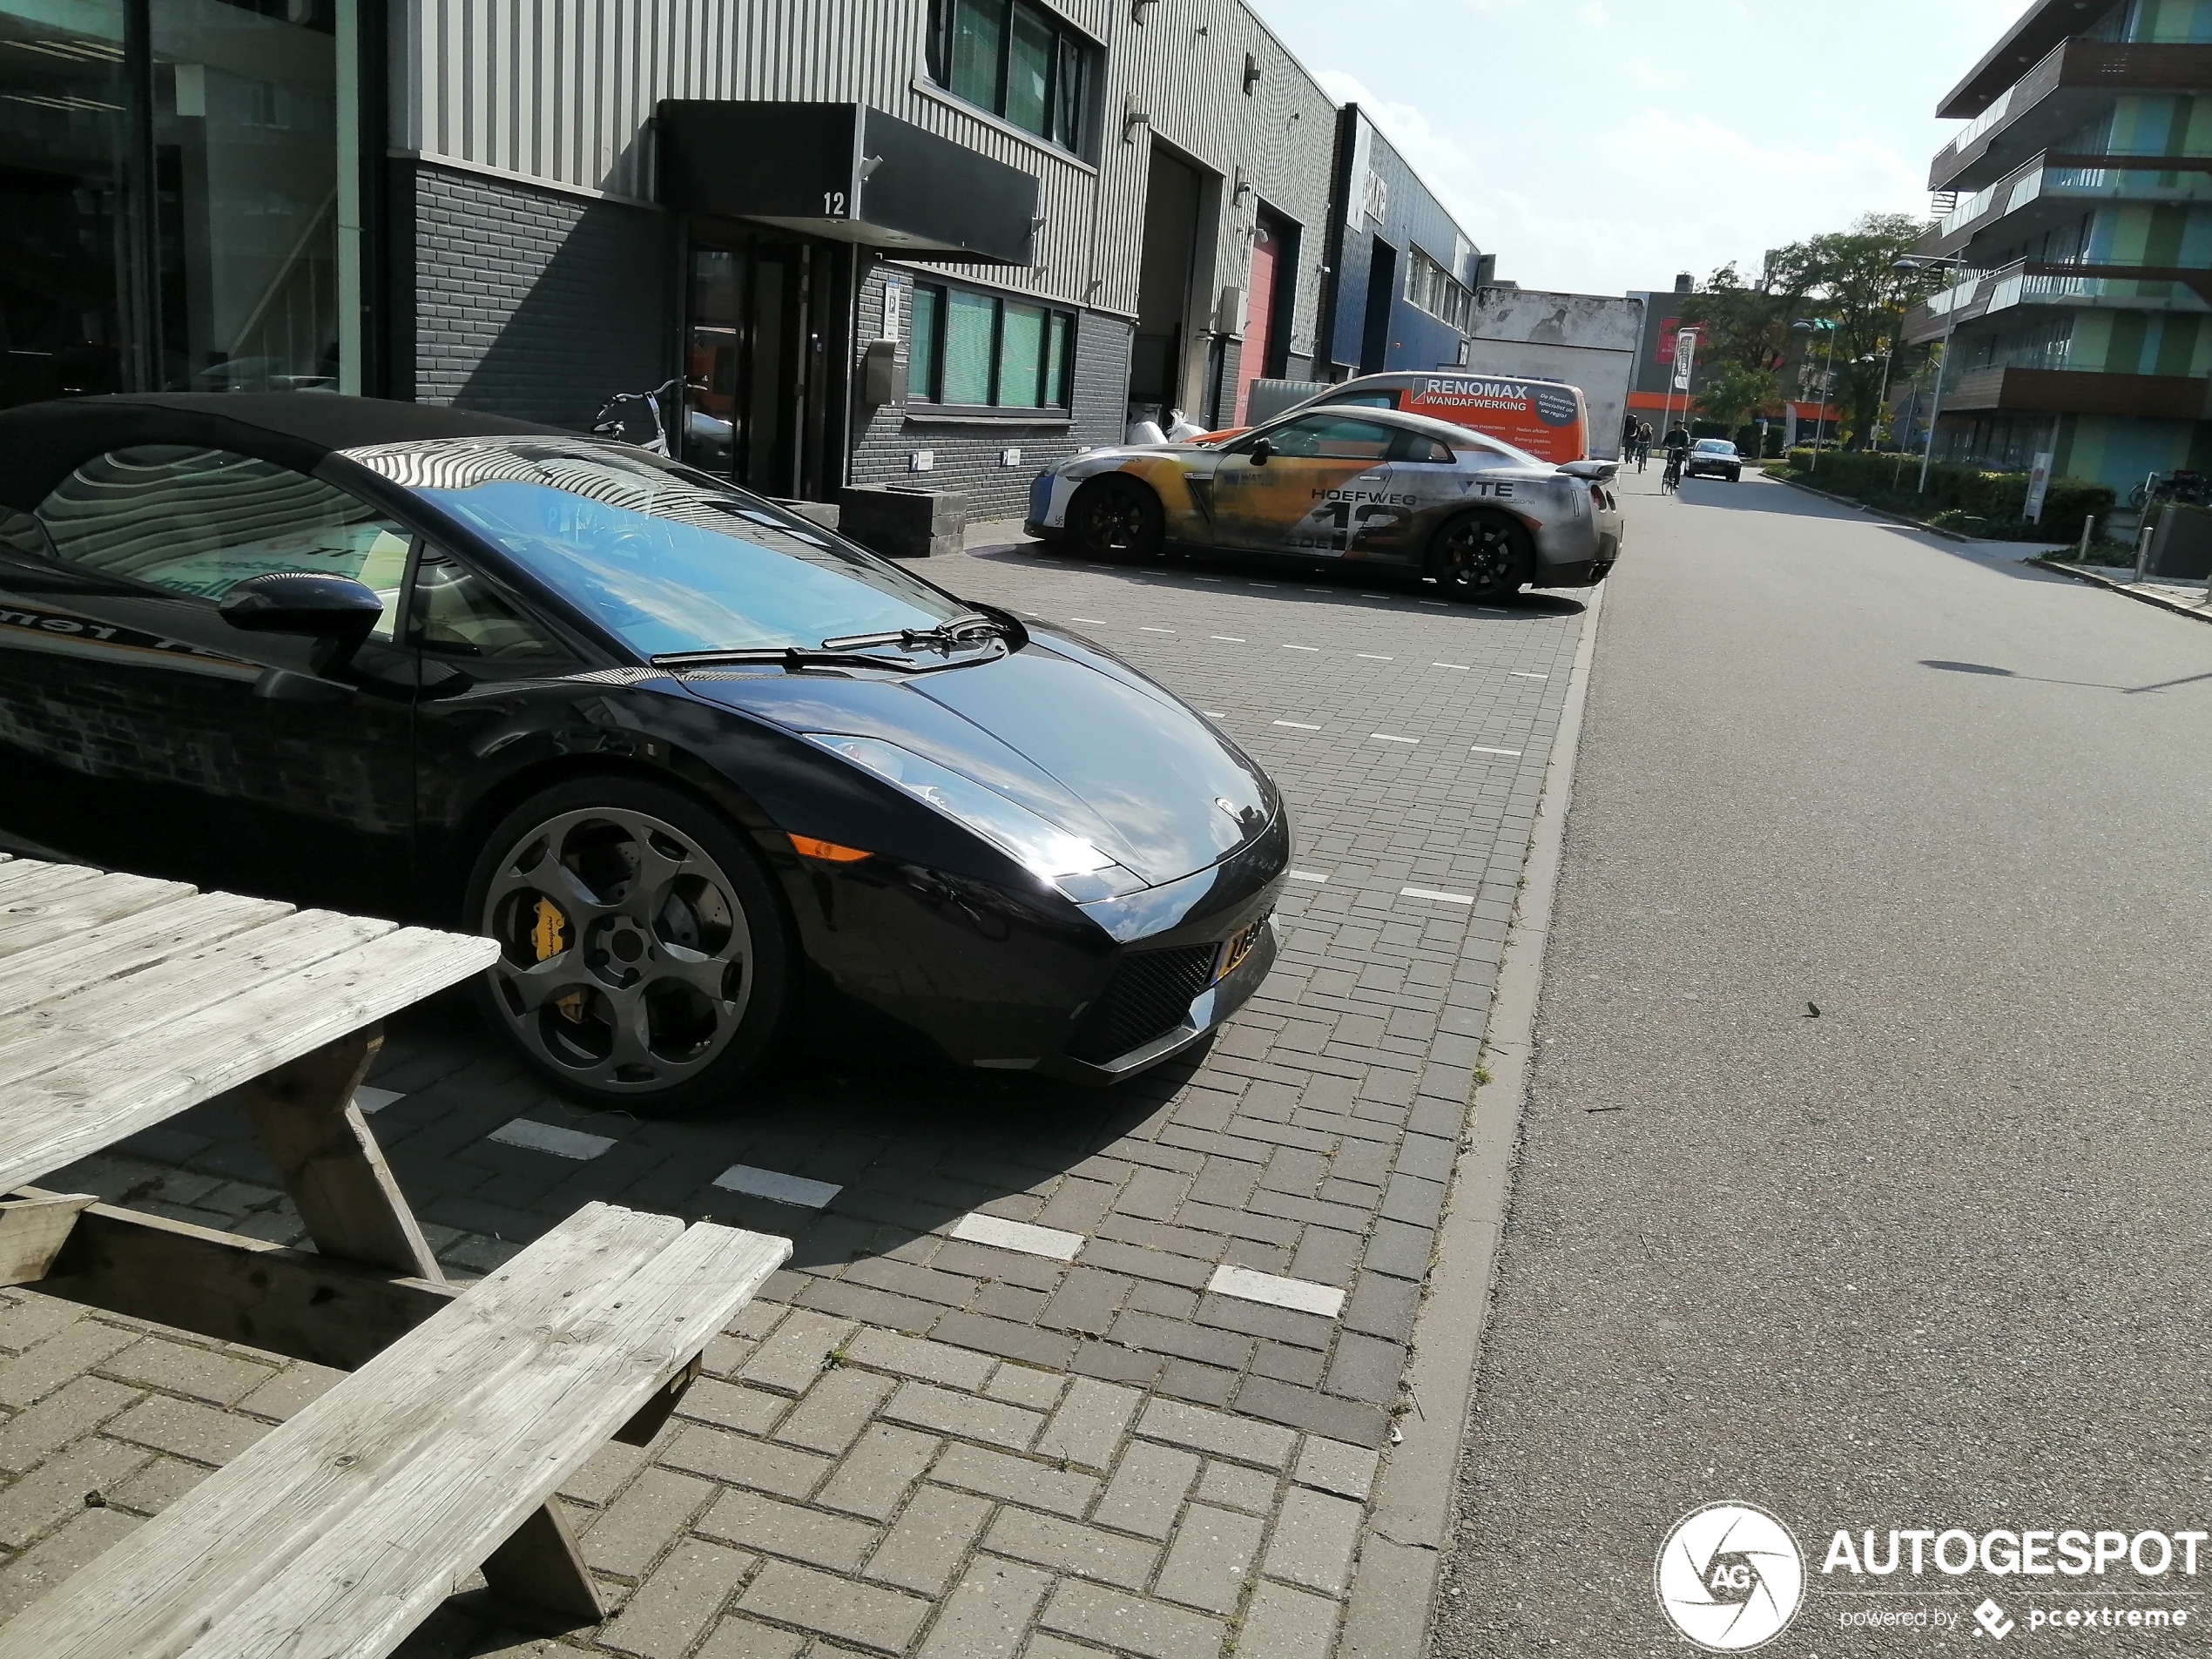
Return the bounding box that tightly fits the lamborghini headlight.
[800,733,1145,898]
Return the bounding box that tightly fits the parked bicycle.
[2128,469,2210,509]
[590,379,682,454]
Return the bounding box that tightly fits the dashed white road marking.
[1420,599,1449,606]
[1248,581,1278,587]
[1211,635,1246,643]
[1202,710,1227,717]
[1283,644,1319,652]
[1511,671,1549,679]
[951,1212,1084,1262]
[1432,662,1471,671]
[490,1117,614,1160]
[1470,745,1523,757]
[1357,653,1393,661]
[1372,733,1420,745]
[1273,719,1322,730]
[354,1087,403,1115]
[1195,576,1223,582]
[1070,616,1109,624]
[1401,886,1476,906]
[1304,586,1328,592]
[1207,1264,1345,1318]
[1287,869,1330,883]
[714,1163,842,1208]
[1141,626,1176,633]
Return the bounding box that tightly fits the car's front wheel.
[1426,510,1532,602]
[463,777,792,1114]
[1069,476,1164,560]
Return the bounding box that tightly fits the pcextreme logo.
[1655,1502,1807,1651]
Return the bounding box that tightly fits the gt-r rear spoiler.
[1558,460,1619,482]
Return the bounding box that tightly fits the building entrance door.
[683,234,826,500]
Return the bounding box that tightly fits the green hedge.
[1774,449,2114,543]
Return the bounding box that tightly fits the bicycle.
[590,378,682,454]
[1661,448,1684,494]
[2128,469,2209,509]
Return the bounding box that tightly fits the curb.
[2027,555,2212,626]
[1761,470,1986,542]
[1334,578,1607,1659]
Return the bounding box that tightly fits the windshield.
[343,437,966,658]
[1696,441,1737,455]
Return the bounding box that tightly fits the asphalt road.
[1434,467,2212,1655]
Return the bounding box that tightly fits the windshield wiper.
[648,645,922,673]
[819,613,1008,652]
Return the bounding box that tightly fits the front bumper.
[778,809,1289,1085]
[1023,519,1062,542]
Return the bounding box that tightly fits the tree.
[1696,364,1781,432]
[1680,214,1948,449]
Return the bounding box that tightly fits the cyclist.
[1662,422,1691,492]
[1635,420,1654,471]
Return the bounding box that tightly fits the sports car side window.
[35,447,412,640]
[1264,415,1396,461]
[409,550,568,664]
[1389,432,1453,464]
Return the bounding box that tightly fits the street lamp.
[1896,253,1973,495]
[1791,318,1838,472]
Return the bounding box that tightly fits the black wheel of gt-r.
[1069,475,1164,560]
[1426,510,1533,602]
[464,777,792,1115]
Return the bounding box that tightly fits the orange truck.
[1198,371,1591,465]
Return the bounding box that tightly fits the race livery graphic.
[1655,1502,1807,1652]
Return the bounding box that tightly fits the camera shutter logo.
[1654,1502,1806,1651]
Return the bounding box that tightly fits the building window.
[1406,247,1474,333]
[927,0,1092,154]
[906,280,1077,412]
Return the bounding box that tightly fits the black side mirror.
[1249,437,1272,467]
[219,571,386,673]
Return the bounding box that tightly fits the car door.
[0,445,419,914]
[1211,413,1403,556]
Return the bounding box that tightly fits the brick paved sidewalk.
[8,525,1591,1657]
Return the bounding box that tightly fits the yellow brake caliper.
[532,898,586,1022]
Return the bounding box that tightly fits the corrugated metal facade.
[389,0,1338,350]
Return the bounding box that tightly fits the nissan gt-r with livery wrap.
[1025,405,1621,601]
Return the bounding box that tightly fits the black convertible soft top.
[0,394,568,510]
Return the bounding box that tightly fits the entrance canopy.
[657,102,1039,267]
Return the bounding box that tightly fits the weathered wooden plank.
[239,1028,444,1283]
[0,910,394,1090]
[0,1193,95,1285]
[0,1204,788,1658]
[480,1502,602,1622]
[27,1192,455,1369]
[0,890,290,1015]
[0,925,496,1192]
[0,862,101,905]
[0,875,207,973]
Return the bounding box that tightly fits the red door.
[1233,220,1280,426]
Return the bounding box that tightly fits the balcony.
[1939,366,2211,420]
[1924,150,2212,259]
[1902,258,2212,345]
[1928,41,2212,192]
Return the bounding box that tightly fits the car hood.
[678,632,1278,887]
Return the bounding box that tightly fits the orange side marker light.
[789,833,873,863]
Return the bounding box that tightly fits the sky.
[1246,0,2040,297]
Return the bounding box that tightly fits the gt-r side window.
[408,550,569,664]
[1390,432,1454,464]
[35,447,412,640]
[1264,415,1396,462]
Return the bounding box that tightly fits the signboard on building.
[1671,329,1698,392]
[2025,451,2055,523]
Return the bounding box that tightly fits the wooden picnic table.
[0,853,790,1656]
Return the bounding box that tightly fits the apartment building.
[1910,0,2212,490]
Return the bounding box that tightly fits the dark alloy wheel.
[1070,475,1164,560]
[1426,511,1533,603]
[464,777,791,1114]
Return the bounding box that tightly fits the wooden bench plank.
[0,926,496,1192]
[0,910,394,1091]
[0,890,291,1015]
[0,1204,789,1659]
[0,871,199,970]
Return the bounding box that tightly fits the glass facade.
[0,0,358,410]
